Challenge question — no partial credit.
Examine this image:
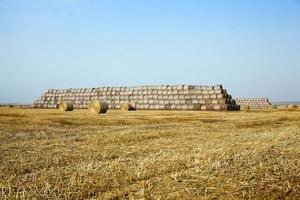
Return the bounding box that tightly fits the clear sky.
[0,0,300,103]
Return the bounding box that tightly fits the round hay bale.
[88,100,108,114]
[277,105,288,111]
[288,104,298,111]
[120,103,135,111]
[240,105,250,111]
[58,102,73,111]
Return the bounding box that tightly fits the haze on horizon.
[0,0,300,103]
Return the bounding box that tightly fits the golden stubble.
[0,108,299,199]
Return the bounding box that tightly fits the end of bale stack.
[235,98,272,110]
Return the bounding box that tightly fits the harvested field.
[0,108,300,199]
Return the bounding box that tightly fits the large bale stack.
[235,98,272,109]
[32,85,240,111]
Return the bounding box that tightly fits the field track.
[0,108,300,199]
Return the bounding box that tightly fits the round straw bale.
[277,105,288,111]
[88,100,108,114]
[288,104,298,111]
[240,105,250,111]
[120,103,135,111]
[58,102,73,111]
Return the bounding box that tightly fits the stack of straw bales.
[235,98,272,110]
[32,85,240,111]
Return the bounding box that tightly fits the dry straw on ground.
[0,108,299,199]
[88,100,108,114]
[58,101,73,111]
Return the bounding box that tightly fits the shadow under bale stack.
[32,84,240,111]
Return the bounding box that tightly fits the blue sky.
[0,0,300,103]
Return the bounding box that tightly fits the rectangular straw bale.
[204,95,210,99]
[217,94,225,99]
[174,100,180,104]
[182,105,188,110]
[172,90,178,95]
[214,89,222,94]
[195,90,202,94]
[175,105,182,109]
[192,99,199,104]
[213,85,223,90]
[185,99,192,104]
[217,99,227,104]
[210,94,217,99]
[149,105,154,109]
[205,99,213,104]
[133,91,138,95]
[179,95,185,100]
[183,90,189,95]
[211,99,218,104]
[176,85,183,90]
[189,89,197,95]
[158,105,164,110]
[208,90,215,94]
[201,90,209,95]
[191,95,197,99]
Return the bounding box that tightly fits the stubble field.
[0,108,299,199]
